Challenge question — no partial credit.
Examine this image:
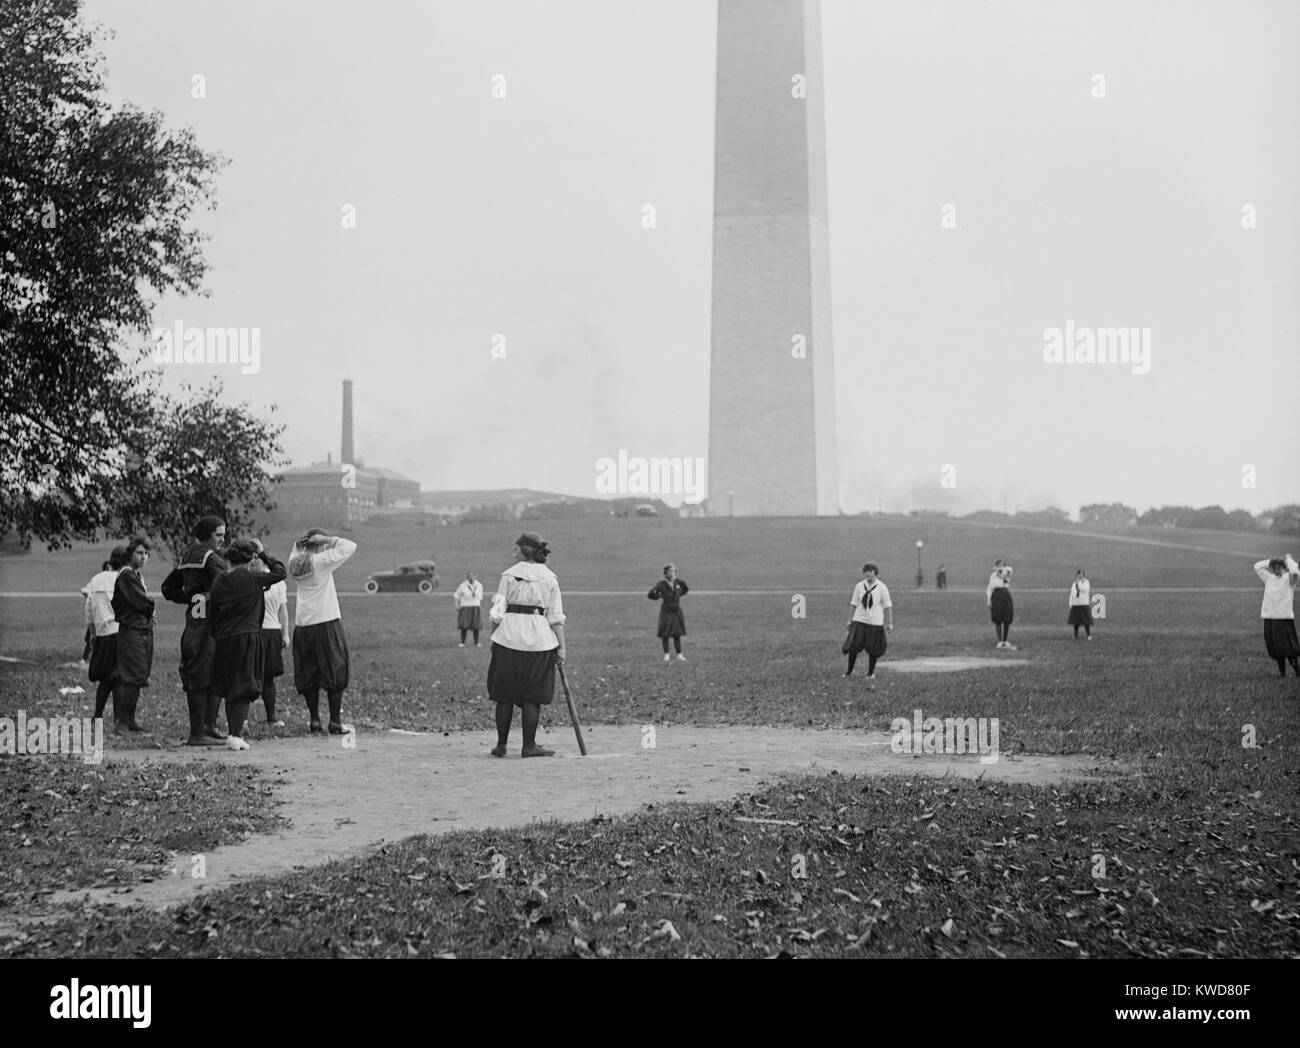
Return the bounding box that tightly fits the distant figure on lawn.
[1068,569,1093,640]
[84,545,128,720]
[487,532,566,758]
[1254,554,1299,677]
[288,529,357,735]
[935,564,948,590]
[110,538,155,735]
[252,548,290,727]
[161,516,229,747]
[210,539,287,751]
[454,570,484,647]
[987,559,1016,650]
[648,564,689,661]
[843,562,892,682]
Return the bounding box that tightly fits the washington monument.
[708,0,839,516]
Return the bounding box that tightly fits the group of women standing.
[82,518,356,748]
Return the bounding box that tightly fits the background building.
[271,379,422,529]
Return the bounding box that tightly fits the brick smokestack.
[341,378,354,465]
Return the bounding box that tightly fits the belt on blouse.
[505,604,546,615]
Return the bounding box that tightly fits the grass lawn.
[3,770,1295,958]
[0,513,1275,595]
[0,757,284,912]
[1,517,1296,957]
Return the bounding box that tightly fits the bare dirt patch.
[18,725,1118,918]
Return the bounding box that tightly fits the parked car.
[363,560,440,594]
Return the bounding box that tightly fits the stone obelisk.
[708,0,838,516]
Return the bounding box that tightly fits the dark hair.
[225,540,258,566]
[1268,557,1286,571]
[125,538,150,558]
[296,527,328,547]
[863,562,878,574]
[101,560,112,571]
[663,564,675,575]
[517,532,551,564]
[195,516,225,540]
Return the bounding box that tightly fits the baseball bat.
[557,663,587,756]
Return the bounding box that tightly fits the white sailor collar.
[505,561,556,581]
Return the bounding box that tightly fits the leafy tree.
[1223,509,1261,533]
[0,0,227,548]
[1079,502,1138,527]
[1138,505,1194,528]
[1261,505,1300,538]
[1014,507,1070,524]
[111,382,288,561]
[459,504,515,524]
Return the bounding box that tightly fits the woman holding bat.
[486,532,566,758]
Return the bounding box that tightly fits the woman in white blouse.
[487,533,566,757]
[454,570,485,647]
[986,559,1015,650]
[1254,554,1299,677]
[1068,569,1093,640]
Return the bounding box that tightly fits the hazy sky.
[86,0,1299,514]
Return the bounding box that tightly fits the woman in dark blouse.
[110,538,155,735]
[648,564,690,662]
[209,539,287,751]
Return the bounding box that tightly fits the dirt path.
[20,725,1118,917]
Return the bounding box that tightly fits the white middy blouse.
[986,568,1012,602]
[850,580,892,626]
[489,561,565,652]
[454,579,484,607]
[290,538,357,626]
[85,569,121,637]
[1255,557,1299,619]
[261,579,288,630]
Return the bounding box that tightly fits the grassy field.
[0,514,1278,596]
[1,516,1297,957]
[0,758,284,913]
[3,769,1295,958]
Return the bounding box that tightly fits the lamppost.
[915,540,924,588]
